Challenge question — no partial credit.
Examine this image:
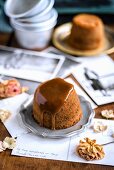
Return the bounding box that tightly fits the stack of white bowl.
[4,0,58,49]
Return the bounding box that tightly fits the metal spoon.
[102,140,114,146]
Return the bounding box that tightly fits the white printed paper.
[0,45,65,82]
[43,46,106,63]
[65,77,97,109]
[12,120,114,166]
[12,133,70,160]
[0,93,30,137]
[72,55,114,105]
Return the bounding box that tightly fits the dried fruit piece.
[101,110,114,119]
[0,109,11,122]
[2,137,16,149]
[0,79,29,98]
[93,121,107,133]
[77,138,105,161]
[4,79,21,97]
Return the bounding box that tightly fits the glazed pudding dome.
[33,78,82,130]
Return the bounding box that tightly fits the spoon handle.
[102,141,114,146]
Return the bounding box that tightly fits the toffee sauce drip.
[35,78,73,129]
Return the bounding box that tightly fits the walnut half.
[0,109,11,122]
[77,138,105,161]
[93,121,107,133]
[101,110,114,119]
[2,137,16,149]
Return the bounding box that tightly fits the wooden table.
[0,25,114,170]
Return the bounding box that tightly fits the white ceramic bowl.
[16,0,54,23]
[4,0,49,18]
[11,22,57,49]
[11,9,58,29]
[10,9,58,49]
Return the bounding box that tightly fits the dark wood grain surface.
[0,29,114,170]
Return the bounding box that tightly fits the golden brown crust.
[73,14,103,29]
[69,14,105,50]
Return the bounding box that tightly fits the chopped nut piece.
[0,109,11,122]
[93,121,107,133]
[0,141,6,152]
[21,86,29,93]
[101,110,114,119]
[77,138,105,161]
[2,137,16,149]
